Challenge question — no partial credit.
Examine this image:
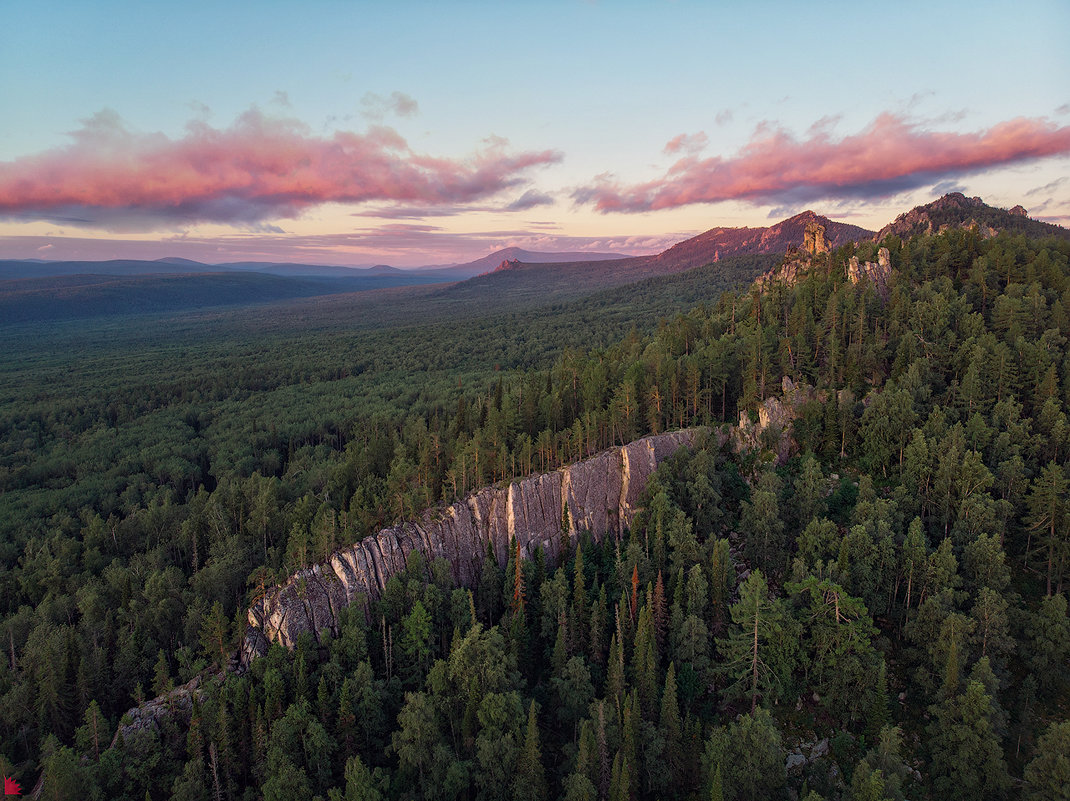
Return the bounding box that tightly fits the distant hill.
[0,271,452,325]
[0,258,382,280]
[214,261,377,278]
[440,247,629,279]
[0,249,628,282]
[876,193,1070,241]
[442,210,873,302]
[0,258,218,280]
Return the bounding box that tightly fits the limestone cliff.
[240,429,699,664]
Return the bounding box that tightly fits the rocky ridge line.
[240,428,700,665]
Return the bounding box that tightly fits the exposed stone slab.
[240,429,701,665]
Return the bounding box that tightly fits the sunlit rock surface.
[241,429,699,663]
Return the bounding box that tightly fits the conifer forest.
[2,227,1069,800]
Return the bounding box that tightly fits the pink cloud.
[664,132,708,155]
[0,108,561,231]
[575,113,1070,212]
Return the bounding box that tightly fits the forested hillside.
[2,230,1069,800]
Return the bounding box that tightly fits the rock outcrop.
[803,220,831,255]
[754,218,842,292]
[111,676,204,746]
[847,246,893,298]
[241,429,700,664]
[735,377,822,464]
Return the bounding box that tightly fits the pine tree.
[74,700,107,761]
[633,606,658,718]
[514,700,548,801]
[200,601,230,666]
[630,563,640,622]
[337,678,357,752]
[718,570,799,711]
[152,649,172,698]
[660,662,682,782]
[1027,462,1069,596]
[597,702,611,800]
[606,633,625,708]
[708,761,725,801]
[927,680,1011,800]
[653,570,668,653]
[621,691,640,796]
[589,585,607,665]
[865,659,892,743]
[708,539,733,627]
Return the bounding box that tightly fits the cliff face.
[241,429,699,664]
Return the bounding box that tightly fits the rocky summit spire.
[803,220,831,255]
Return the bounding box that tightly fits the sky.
[1,0,1068,267]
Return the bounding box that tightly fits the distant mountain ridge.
[5,196,1066,326]
[449,210,875,300]
[448,247,628,278]
[648,210,873,272]
[0,248,628,282]
[877,193,1070,241]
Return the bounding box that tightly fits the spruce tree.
[514,700,548,801]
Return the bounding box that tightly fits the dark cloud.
[505,190,555,211]
[931,179,966,195]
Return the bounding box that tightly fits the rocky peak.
[876,193,1069,242]
[734,376,822,464]
[930,192,985,211]
[803,220,831,255]
[754,218,834,290]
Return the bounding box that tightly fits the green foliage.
[3,228,1070,799]
[1024,720,1070,801]
[703,708,786,800]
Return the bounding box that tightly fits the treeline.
[2,230,1070,798]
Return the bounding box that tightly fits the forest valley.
[1,227,1069,800]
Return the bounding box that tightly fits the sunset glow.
[1,0,1067,266]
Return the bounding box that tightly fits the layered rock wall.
[241,429,699,664]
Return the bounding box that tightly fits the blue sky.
[1,0,1068,265]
